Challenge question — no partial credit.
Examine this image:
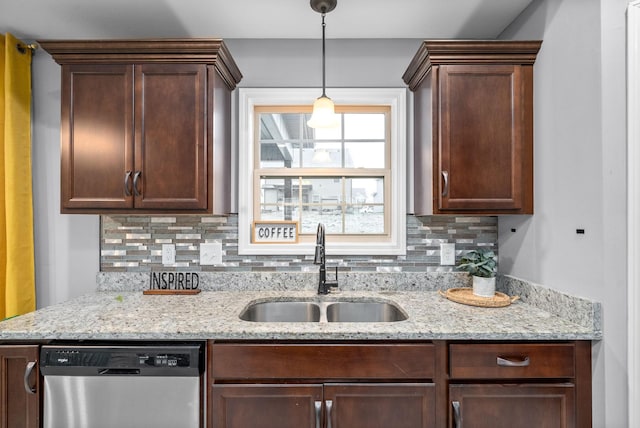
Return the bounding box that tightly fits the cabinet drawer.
[210,342,434,380]
[449,343,575,379]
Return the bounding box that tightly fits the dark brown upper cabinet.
[39,39,242,214]
[403,40,541,215]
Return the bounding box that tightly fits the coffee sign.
[252,221,299,244]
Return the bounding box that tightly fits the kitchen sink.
[239,301,321,322]
[326,301,407,322]
[239,299,407,323]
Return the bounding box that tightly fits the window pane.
[259,141,298,168]
[306,178,341,206]
[259,113,313,168]
[345,177,384,233]
[298,178,341,233]
[308,142,341,168]
[344,114,385,140]
[345,142,385,168]
[301,207,342,234]
[308,120,342,140]
[345,205,385,234]
[260,113,311,141]
[259,177,301,221]
[345,177,383,204]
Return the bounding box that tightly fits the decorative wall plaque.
[252,221,299,244]
[144,272,201,295]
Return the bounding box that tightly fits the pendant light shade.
[308,95,340,129]
[308,0,340,129]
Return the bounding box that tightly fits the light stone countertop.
[0,287,600,341]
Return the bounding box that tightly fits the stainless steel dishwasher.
[40,343,202,428]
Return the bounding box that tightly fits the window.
[238,88,406,255]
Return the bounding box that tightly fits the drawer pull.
[314,401,322,428]
[497,355,530,367]
[326,400,333,428]
[452,401,461,428]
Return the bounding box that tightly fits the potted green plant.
[457,249,497,297]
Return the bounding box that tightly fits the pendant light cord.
[321,12,327,98]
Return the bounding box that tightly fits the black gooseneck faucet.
[314,223,338,294]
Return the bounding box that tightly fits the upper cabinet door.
[438,64,526,212]
[403,40,540,215]
[61,64,134,210]
[134,63,207,210]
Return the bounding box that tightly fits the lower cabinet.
[208,342,438,428]
[449,384,575,428]
[208,341,592,428]
[448,342,591,428]
[0,339,593,427]
[211,383,435,428]
[0,345,40,428]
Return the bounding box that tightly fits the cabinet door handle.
[23,361,37,394]
[452,401,461,428]
[132,171,142,196]
[124,171,132,196]
[442,171,449,197]
[497,355,530,367]
[314,401,322,428]
[325,400,333,428]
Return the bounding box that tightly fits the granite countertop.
[0,274,602,341]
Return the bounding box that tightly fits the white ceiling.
[1,0,534,41]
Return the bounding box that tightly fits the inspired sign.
[145,272,201,295]
[252,221,299,244]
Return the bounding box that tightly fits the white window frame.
[238,88,406,256]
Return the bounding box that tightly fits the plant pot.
[472,276,496,298]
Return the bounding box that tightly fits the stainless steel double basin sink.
[239,299,407,323]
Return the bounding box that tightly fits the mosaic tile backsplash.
[100,215,497,272]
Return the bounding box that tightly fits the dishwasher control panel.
[40,344,202,376]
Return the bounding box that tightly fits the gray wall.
[32,52,100,307]
[498,0,628,426]
[226,38,420,88]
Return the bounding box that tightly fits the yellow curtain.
[0,33,35,319]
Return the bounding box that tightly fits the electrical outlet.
[200,242,222,266]
[440,243,455,266]
[162,244,176,265]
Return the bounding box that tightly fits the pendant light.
[307,0,340,129]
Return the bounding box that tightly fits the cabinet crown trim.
[38,38,242,90]
[402,39,542,91]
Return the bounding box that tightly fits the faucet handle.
[326,266,339,289]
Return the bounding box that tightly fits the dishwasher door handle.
[98,368,141,375]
